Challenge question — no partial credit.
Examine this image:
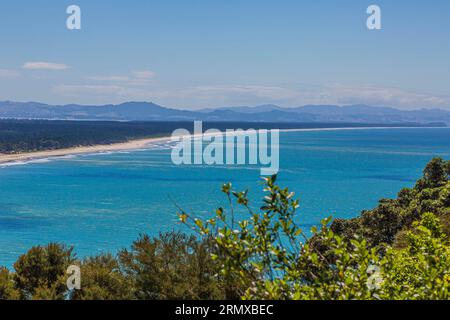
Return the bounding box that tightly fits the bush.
[13,243,75,300]
[0,267,19,300]
[119,232,226,300]
[70,254,133,300]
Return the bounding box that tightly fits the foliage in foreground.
[0,234,229,300]
[1,158,450,300]
[180,158,450,300]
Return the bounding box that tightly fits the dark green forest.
[1,158,450,300]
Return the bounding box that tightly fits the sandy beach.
[0,136,173,166]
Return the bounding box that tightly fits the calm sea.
[1,127,450,267]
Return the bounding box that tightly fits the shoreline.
[0,136,172,166]
[0,126,446,166]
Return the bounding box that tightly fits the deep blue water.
[1,127,450,267]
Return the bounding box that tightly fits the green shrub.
[70,254,134,300]
[119,232,226,300]
[0,267,20,300]
[13,243,75,300]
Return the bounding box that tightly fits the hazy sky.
[0,0,449,109]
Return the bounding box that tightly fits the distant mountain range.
[0,101,449,125]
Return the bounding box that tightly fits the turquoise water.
[1,127,450,267]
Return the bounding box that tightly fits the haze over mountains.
[0,101,449,125]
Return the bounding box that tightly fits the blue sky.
[0,0,449,109]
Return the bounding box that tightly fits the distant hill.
[0,101,449,125]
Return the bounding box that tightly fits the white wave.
[0,158,52,168]
[0,154,80,168]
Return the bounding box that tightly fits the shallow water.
[1,127,450,267]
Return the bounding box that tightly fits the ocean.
[1,127,450,267]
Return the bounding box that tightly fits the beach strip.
[0,126,442,166]
[0,136,172,165]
